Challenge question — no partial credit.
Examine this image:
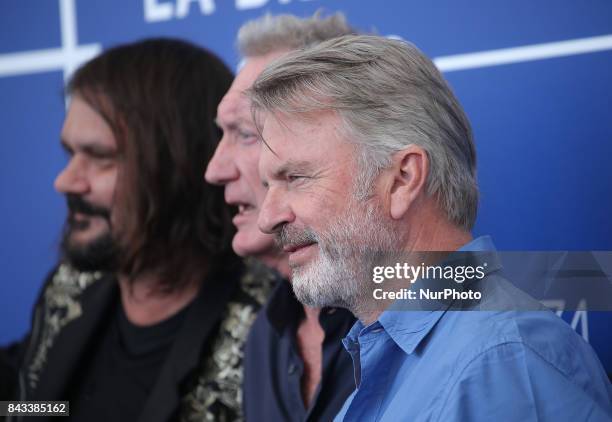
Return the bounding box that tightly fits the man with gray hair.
[205,13,357,421]
[251,35,612,420]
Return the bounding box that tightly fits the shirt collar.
[458,235,495,252]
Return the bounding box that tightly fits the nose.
[258,186,295,234]
[205,136,239,185]
[54,157,89,195]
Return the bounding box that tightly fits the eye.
[96,156,117,167]
[237,129,257,144]
[91,151,113,160]
[85,150,119,170]
[287,174,306,183]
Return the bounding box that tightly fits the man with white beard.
[251,35,612,421]
[277,198,399,317]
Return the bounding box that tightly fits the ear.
[389,145,429,220]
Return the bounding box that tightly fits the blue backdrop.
[1,0,611,370]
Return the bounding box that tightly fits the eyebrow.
[272,160,315,179]
[215,117,256,131]
[60,138,117,157]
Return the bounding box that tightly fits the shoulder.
[20,263,113,394]
[454,310,601,374]
[441,309,603,378]
[32,263,112,342]
[39,263,108,305]
[179,259,277,421]
[435,310,612,420]
[29,262,111,344]
[435,269,606,386]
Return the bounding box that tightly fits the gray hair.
[237,11,355,58]
[249,34,479,230]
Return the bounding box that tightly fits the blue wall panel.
[1,0,611,371]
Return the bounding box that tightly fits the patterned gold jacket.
[9,258,276,422]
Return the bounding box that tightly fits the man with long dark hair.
[3,38,273,421]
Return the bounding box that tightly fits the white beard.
[291,200,401,315]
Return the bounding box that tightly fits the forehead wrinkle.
[218,86,249,116]
[258,109,304,152]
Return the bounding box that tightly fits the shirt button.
[288,363,297,375]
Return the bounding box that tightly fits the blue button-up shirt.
[335,236,612,421]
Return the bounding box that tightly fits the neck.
[403,218,472,253]
[302,305,321,324]
[354,210,472,325]
[118,271,200,326]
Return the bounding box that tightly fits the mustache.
[66,194,111,220]
[276,224,319,250]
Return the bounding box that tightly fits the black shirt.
[68,299,191,422]
[243,280,356,422]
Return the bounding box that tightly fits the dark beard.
[60,194,120,272]
[61,227,120,272]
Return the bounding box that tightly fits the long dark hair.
[67,38,236,291]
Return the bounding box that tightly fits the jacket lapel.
[31,273,117,402]
[138,270,240,422]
